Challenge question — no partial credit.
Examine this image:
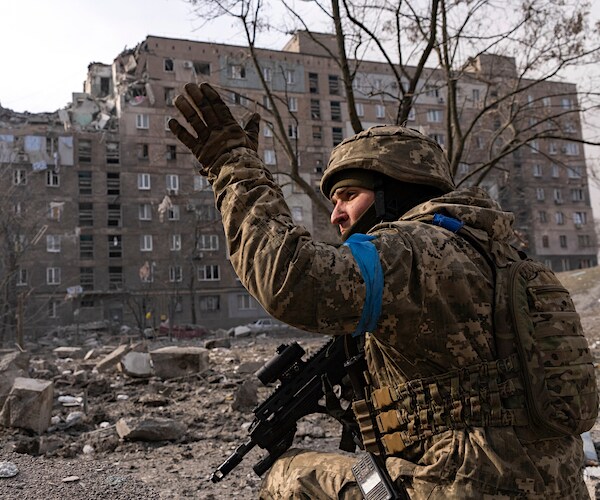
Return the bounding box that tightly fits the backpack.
[436,213,600,440]
[498,257,598,439]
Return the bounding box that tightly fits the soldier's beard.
[340,203,379,242]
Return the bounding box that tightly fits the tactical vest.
[352,217,599,456]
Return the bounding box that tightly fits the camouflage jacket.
[211,148,587,498]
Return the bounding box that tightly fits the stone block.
[0,377,54,434]
[149,346,209,379]
[119,352,153,378]
[116,417,186,441]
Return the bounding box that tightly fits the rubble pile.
[0,328,338,499]
[0,322,598,498]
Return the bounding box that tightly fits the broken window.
[166,145,177,161]
[199,295,220,312]
[107,172,120,195]
[168,205,180,221]
[164,58,174,72]
[80,235,94,259]
[137,143,149,160]
[108,235,122,258]
[46,170,59,187]
[49,202,63,221]
[78,171,92,195]
[198,265,220,281]
[164,88,175,106]
[312,126,323,141]
[106,142,120,164]
[80,267,94,291]
[78,139,92,162]
[309,73,319,94]
[328,75,340,95]
[13,169,26,186]
[100,77,110,97]
[169,266,183,282]
[109,266,123,290]
[79,202,94,226]
[107,204,121,227]
[332,127,343,146]
[193,61,210,75]
[230,64,246,79]
[331,101,342,121]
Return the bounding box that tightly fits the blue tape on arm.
[343,234,384,337]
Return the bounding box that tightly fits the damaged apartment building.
[0,32,597,337]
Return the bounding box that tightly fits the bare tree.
[187,0,600,184]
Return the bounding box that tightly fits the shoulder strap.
[343,233,384,337]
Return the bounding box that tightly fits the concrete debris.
[116,417,186,441]
[232,380,258,411]
[95,344,133,373]
[0,351,30,407]
[119,352,152,378]
[149,346,209,379]
[0,377,54,434]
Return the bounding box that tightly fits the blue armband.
[343,234,384,337]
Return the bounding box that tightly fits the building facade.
[0,32,596,338]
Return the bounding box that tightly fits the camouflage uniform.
[206,140,588,498]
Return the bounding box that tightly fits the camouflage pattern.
[320,125,456,199]
[208,147,588,498]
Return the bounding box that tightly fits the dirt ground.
[0,265,599,499]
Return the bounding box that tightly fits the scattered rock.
[116,417,186,441]
[232,380,258,411]
[204,338,231,349]
[53,347,84,359]
[95,344,134,373]
[237,360,264,374]
[0,461,18,478]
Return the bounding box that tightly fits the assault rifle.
[210,335,406,500]
[210,335,348,482]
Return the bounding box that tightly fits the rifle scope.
[255,342,305,385]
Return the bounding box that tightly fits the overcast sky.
[2,0,600,223]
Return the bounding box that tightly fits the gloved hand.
[168,82,260,175]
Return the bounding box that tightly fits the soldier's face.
[330,187,375,236]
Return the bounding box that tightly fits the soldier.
[169,82,594,499]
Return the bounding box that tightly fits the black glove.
[168,82,260,175]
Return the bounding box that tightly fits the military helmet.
[320,125,455,199]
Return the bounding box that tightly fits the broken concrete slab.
[0,351,30,407]
[95,344,133,373]
[119,352,152,378]
[149,346,209,379]
[116,417,186,441]
[0,377,54,434]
